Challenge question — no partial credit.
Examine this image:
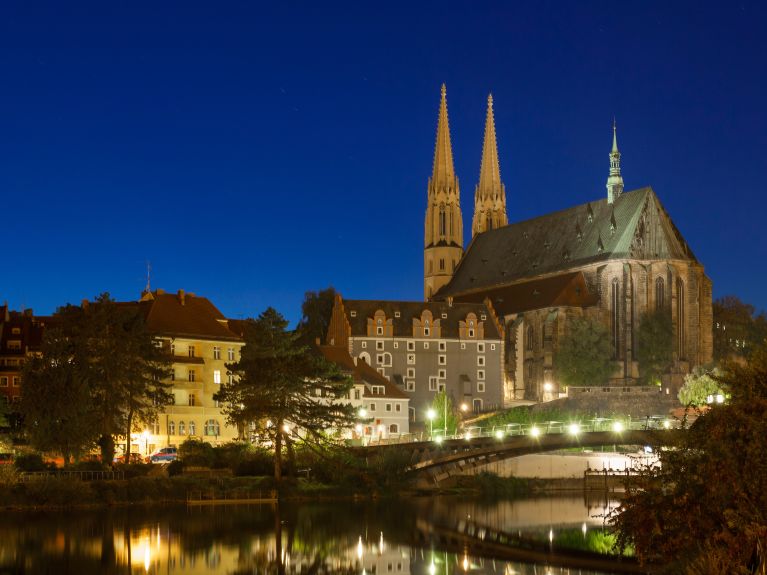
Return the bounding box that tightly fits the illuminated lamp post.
[426,408,436,438]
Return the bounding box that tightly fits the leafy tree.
[636,308,673,385]
[613,343,767,573]
[713,295,767,362]
[428,390,460,436]
[678,366,725,406]
[214,307,356,481]
[296,286,337,347]
[553,316,614,387]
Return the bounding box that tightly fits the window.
[359,352,371,364]
[438,369,446,379]
[11,327,20,335]
[468,329,475,338]
[188,421,196,436]
[188,369,196,382]
[438,355,446,365]
[439,205,446,237]
[393,342,398,349]
[12,377,20,387]
[477,356,485,366]
[423,342,429,350]
[395,403,401,412]
[477,343,485,353]
[377,354,384,365]
[361,341,367,348]
[170,369,175,382]
[227,372,234,384]
[407,354,416,364]
[389,424,398,433]
[394,311,401,318]
[527,325,534,351]
[7,340,21,350]
[438,382,446,392]
[407,341,415,351]
[377,367,385,376]
[377,326,383,335]
[407,367,415,378]
[385,403,392,412]
[0,377,7,387]
[382,352,393,367]
[611,278,620,358]
[655,277,665,310]
[213,370,221,384]
[491,343,496,351]
[439,341,446,351]
[429,376,438,391]
[441,313,447,319]
[677,278,686,358]
[205,419,221,436]
[372,385,385,395]
[152,420,160,435]
[213,346,220,359]
[439,258,445,271]
[188,394,196,407]
[169,420,176,435]
[188,345,196,358]
[369,403,376,412]
[424,327,430,337]
[179,421,186,435]
[477,369,485,380]
[406,381,415,391]
[354,389,361,400]
[376,341,384,350]
[461,342,466,350]
[481,314,487,320]
[171,343,176,355]
[227,348,235,361]
[350,310,357,317]
[477,382,485,392]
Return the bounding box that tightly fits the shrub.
[166,459,184,477]
[178,438,215,467]
[14,453,50,472]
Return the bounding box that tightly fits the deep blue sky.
[1,1,765,323]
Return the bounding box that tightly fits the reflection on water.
[0,496,625,575]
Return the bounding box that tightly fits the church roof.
[437,186,698,298]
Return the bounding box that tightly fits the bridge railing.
[363,416,681,446]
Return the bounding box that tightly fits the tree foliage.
[296,287,337,347]
[636,308,673,385]
[613,343,767,573]
[214,307,355,481]
[678,366,725,406]
[19,294,171,464]
[428,390,460,436]
[553,316,614,387]
[713,295,767,362]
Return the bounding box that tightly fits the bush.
[14,453,51,472]
[178,438,215,467]
[166,459,184,477]
[212,441,254,470]
[234,451,273,477]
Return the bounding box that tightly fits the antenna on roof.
[144,261,152,295]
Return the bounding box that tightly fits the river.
[0,494,636,574]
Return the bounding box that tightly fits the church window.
[655,277,665,310]
[450,210,454,235]
[439,206,446,237]
[452,260,456,271]
[486,215,493,231]
[677,279,686,359]
[526,325,534,351]
[439,258,445,271]
[428,260,433,273]
[611,278,620,359]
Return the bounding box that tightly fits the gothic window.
[486,215,492,231]
[526,324,534,351]
[169,420,176,435]
[450,209,454,236]
[439,258,445,271]
[656,277,665,310]
[677,278,686,359]
[611,278,620,359]
[439,205,446,237]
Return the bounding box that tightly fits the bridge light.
[462,554,469,571]
[434,435,443,444]
[612,421,624,433]
[543,382,553,392]
[464,431,472,441]
[460,402,468,412]
[568,423,580,436]
[428,562,436,575]
[529,426,541,438]
[494,429,504,440]
[715,393,725,404]
[426,409,436,421]
[662,420,671,430]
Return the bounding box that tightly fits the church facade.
[425,86,713,400]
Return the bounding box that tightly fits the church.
[424,85,713,401]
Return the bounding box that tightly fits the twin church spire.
[472,94,508,235]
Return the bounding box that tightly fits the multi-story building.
[0,305,44,418]
[325,294,505,422]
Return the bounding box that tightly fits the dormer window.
[350,311,357,317]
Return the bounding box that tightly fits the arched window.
[358,352,370,364]
[389,424,398,433]
[486,215,492,231]
[677,278,685,359]
[168,420,176,435]
[611,278,620,359]
[205,419,220,436]
[188,421,196,436]
[526,324,534,351]
[656,277,665,310]
[450,209,454,235]
[439,205,446,237]
[178,421,186,436]
[382,352,392,367]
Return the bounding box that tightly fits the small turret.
[607,120,624,204]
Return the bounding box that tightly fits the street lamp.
[358,408,367,418]
[426,408,436,438]
[142,429,150,457]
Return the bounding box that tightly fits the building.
[131,289,245,454]
[325,294,505,421]
[423,87,713,399]
[0,305,44,416]
[319,345,409,440]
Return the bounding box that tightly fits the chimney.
[178,289,186,306]
[81,299,89,310]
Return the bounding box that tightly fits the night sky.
[1,2,765,324]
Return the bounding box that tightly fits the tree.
[678,366,725,406]
[713,295,767,362]
[636,308,673,385]
[214,307,356,481]
[612,342,767,572]
[428,390,460,436]
[553,317,614,387]
[296,287,337,347]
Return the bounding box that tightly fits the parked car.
[148,447,177,463]
[113,453,145,464]
[0,453,13,465]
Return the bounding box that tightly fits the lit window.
[168,420,176,435]
[213,346,220,360]
[188,421,196,435]
[213,370,221,384]
[205,419,220,436]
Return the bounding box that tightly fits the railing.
[19,469,125,482]
[568,386,662,396]
[361,415,681,447]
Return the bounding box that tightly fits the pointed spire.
[606,119,624,204]
[472,92,508,237]
[431,83,456,188]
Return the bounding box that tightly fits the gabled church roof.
[437,187,698,298]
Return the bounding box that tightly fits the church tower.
[424,84,463,301]
[606,120,624,203]
[472,94,508,236]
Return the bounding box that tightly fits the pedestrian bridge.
[356,417,681,483]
